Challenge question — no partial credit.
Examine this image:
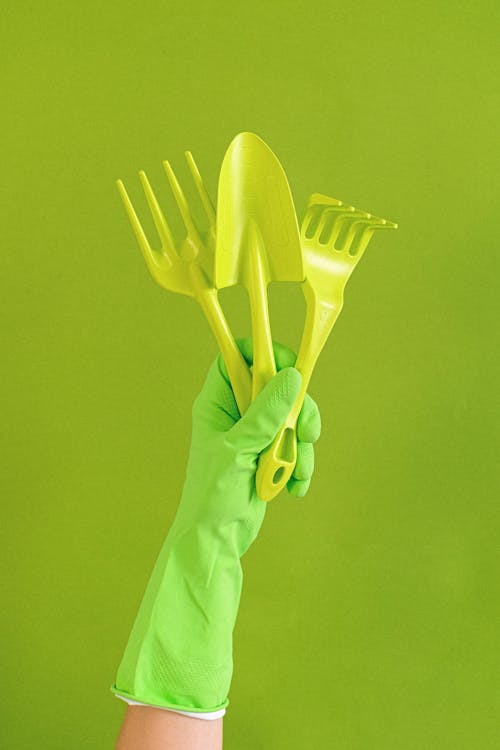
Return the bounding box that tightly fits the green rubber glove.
[110,339,321,713]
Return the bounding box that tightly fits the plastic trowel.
[215,132,304,496]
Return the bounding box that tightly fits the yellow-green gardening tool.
[255,193,398,501]
[117,140,397,504]
[116,152,252,416]
[215,132,304,401]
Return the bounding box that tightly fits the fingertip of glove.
[287,477,311,498]
[298,401,322,444]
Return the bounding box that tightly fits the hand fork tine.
[184,151,216,236]
[163,160,200,242]
[116,179,164,274]
[138,170,176,261]
[116,153,253,416]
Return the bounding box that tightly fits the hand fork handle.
[190,263,252,416]
[197,287,253,416]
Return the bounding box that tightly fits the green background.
[2,1,499,747]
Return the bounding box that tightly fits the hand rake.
[256,193,397,500]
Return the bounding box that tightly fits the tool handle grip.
[255,360,307,500]
[246,226,276,398]
[197,287,252,416]
[256,425,297,500]
[255,286,341,501]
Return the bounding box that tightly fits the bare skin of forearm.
[114,705,223,750]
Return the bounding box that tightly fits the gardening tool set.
[116,132,397,501]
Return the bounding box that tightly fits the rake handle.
[256,285,343,501]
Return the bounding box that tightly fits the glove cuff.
[113,525,243,711]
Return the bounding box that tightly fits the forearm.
[115,704,222,750]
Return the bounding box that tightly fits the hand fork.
[116,153,252,415]
[256,193,398,500]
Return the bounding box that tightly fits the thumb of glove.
[227,367,302,454]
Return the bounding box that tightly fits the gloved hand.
[111,339,321,713]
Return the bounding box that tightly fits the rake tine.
[184,151,216,233]
[307,193,343,210]
[116,179,163,273]
[314,203,356,243]
[138,171,176,260]
[354,220,397,257]
[301,199,347,239]
[331,209,371,250]
[342,217,381,256]
[163,159,200,241]
[375,219,398,230]
[302,194,341,239]
[301,206,318,239]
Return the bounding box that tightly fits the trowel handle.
[197,287,252,416]
[247,224,277,399]
[249,284,276,398]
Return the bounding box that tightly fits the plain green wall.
[2,1,499,748]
